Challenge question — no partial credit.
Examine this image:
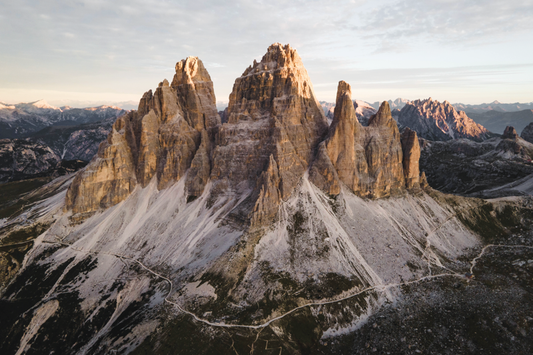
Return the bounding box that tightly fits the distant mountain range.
[397,98,491,141]
[466,110,533,135]
[319,100,378,126]
[453,100,533,114]
[0,100,128,138]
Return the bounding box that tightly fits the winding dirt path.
[41,239,533,330]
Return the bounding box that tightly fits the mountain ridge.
[1,43,533,355]
[398,97,490,141]
[0,101,128,139]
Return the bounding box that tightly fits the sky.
[1,0,532,109]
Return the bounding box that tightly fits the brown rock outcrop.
[211,43,328,224]
[66,57,220,214]
[311,81,411,198]
[65,44,425,227]
[400,127,421,189]
[502,126,518,139]
[65,115,137,213]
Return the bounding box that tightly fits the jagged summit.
[65,44,422,226]
[65,56,220,213]
[398,97,490,141]
[241,43,302,77]
[310,81,421,198]
[29,99,58,109]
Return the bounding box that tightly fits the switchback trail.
[40,239,533,331]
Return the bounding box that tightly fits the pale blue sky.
[1,0,532,107]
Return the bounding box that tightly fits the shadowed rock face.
[502,126,519,140]
[65,44,422,225]
[398,98,490,141]
[310,81,420,198]
[521,122,533,143]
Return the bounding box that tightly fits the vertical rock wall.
[310,81,421,199]
[65,57,220,213]
[65,44,423,228]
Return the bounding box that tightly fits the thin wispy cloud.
[0,0,532,106]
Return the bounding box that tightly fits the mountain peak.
[30,99,58,110]
[241,42,303,77]
[172,56,212,87]
[399,97,489,141]
[368,101,393,126]
[502,126,518,139]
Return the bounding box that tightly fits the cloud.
[0,0,532,105]
[356,0,533,50]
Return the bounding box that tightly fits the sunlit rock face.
[398,98,490,141]
[310,81,420,198]
[65,44,423,224]
[401,127,421,190]
[65,57,220,214]
[211,43,329,225]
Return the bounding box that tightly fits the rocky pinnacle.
[65,44,425,227]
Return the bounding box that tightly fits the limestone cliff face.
[66,44,423,226]
[398,98,489,141]
[310,81,415,198]
[400,127,421,189]
[65,57,220,213]
[211,43,328,224]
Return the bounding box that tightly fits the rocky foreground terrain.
[419,126,533,198]
[1,43,532,355]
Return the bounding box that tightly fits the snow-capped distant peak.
[354,99,374,110]
[30,99,59,110]
[0,102,16,110]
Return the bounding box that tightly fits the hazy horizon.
[1,0,532,107]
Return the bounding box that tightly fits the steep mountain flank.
[27,117,115,161]
[0,140,61,183]
[522,121,533,143]
[212,43,329,226]
[399,98,490,141]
